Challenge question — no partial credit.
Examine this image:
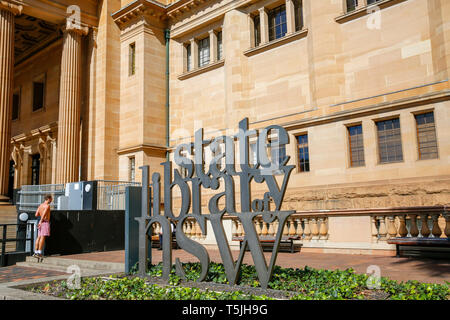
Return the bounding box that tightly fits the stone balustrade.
[371,213,449,242]
[147,215,330,243]
[145,210,449,255]
[230,215,329,242]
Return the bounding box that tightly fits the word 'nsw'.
[137,118,295,289]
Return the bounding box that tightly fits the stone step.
[18,256,124,273]
[15,260,113,276]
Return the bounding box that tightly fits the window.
[253,15,261,47]
[367,0,381,5]
[217,31,223,61]
[346,0,358,12]
[293,0,303,31]
[376,118,403,163]
[198,37,210,68]
[415,112,438,160]
[268,4,287,41]
[31,154,40,185]
[12,92,20,121]
[297,134,309,172]
[129,157,135,182]
[186,43,192,71]
[348,125,365,167]
[32,80,45,112]
[129,43,136,76]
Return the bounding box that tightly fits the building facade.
[1,0,449,254]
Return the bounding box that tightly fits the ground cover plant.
[28,262,449,300]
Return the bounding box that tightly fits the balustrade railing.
[231,215,329,241]
[371,213,449,242]
[141,210,449,251]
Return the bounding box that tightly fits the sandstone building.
[1,0,449,255]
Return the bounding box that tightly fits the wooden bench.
[387,237,450,257]
[233,236,300,253]
[151,235,179,249]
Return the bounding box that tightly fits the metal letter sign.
[136,118,295,289]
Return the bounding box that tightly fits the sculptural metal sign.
[136,118,295,289]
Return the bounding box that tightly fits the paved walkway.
[0,266,65,284]
[59,249,450,284]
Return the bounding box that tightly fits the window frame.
[375,117,404,164]
[414,111,439,161]
[32,74,46,113]
[198,36,210,68]
[185,43,192,72]
[128,156,136,182]
[268,4,287,42]
[296,133,310,173]
[12,87,20,121]
[129,42,136,76]
[293,0,304,31]
[347,124,365,168]
[217,30,223,61]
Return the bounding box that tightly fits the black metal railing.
[0,223,35,267]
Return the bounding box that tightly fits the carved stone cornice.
[166,0,208,19]
[112,0,167,30]
[0,0,23,16]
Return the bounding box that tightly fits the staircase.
[16,256,124,275]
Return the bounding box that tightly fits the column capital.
[0,0,23,15]
[62,20,90,36]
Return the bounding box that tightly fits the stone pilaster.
[190,38,198,70]
[286,0,296,34]
[55,23,88,184]
[0,1,21,196]
[209,30,217,63]
[259,7,269,44]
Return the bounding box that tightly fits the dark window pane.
[293,0,303,31]
[129,43,136,76]
[31,154,40,185]
[346,0,358,12]
[12,93,19,120]
[254,15,261,46]
[186,44,191,71]
[268,4,287,41]
[217,31,223,60]
[33,81,44,111]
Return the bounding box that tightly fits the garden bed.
[25,262,449,300]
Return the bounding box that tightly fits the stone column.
[209,30,217,64]
[0,1,21,196]
[259,7,269,44]
[55,23,88,184]
[285,0,296,34]
[190,38,198,70]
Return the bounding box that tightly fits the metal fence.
[97,180,141,211]
[1,223,35,267]
[18,181,142,212]
[17,184,65,211]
